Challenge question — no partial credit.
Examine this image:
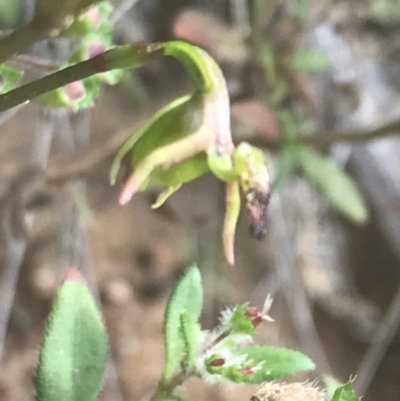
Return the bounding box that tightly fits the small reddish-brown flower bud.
[251,315,263,327]
[238,366,253,375]
[209,357,225,367]
[245,306,264,327]
[244,307,259,317]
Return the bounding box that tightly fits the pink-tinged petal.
[118,175,141,205]
[223,181,241,265]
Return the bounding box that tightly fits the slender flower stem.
[150,371,189,401]
[0,44,165,111]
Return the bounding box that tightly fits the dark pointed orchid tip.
[65,267,85,283]
[249,221,267,240]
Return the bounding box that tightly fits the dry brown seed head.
[251,382,324,401]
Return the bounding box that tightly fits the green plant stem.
[150,371,190,401]
[0,43,165,111]
[0,40,228,112]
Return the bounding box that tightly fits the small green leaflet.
[0,64,22,94]
[163,265,203,378]
[235,346,315,383]
[297,145,368,224]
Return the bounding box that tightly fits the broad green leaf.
[179,311,201,368]
[297,146,368,224]
[163,265,203,378]
[0,64,22,94]
[235,346,315,383]
[290,50,329,71]
[35,268,107,401]
[330,382,360,401]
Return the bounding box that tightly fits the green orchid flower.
[110,41,271,264]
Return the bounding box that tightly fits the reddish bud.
[63,81,84,101]
[238,366,253,375]
[244,307,259,317]
[209,357,225,367]
[245,307,263,327]
[88,42,106,58]
[251,316,263,327]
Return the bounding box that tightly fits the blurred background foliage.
[1,0,400,400]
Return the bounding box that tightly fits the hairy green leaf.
[163,265,203,378]
[35,268,107,401]
[298,146,368,223]
[180,311,201,368]
[235,346,315,383]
